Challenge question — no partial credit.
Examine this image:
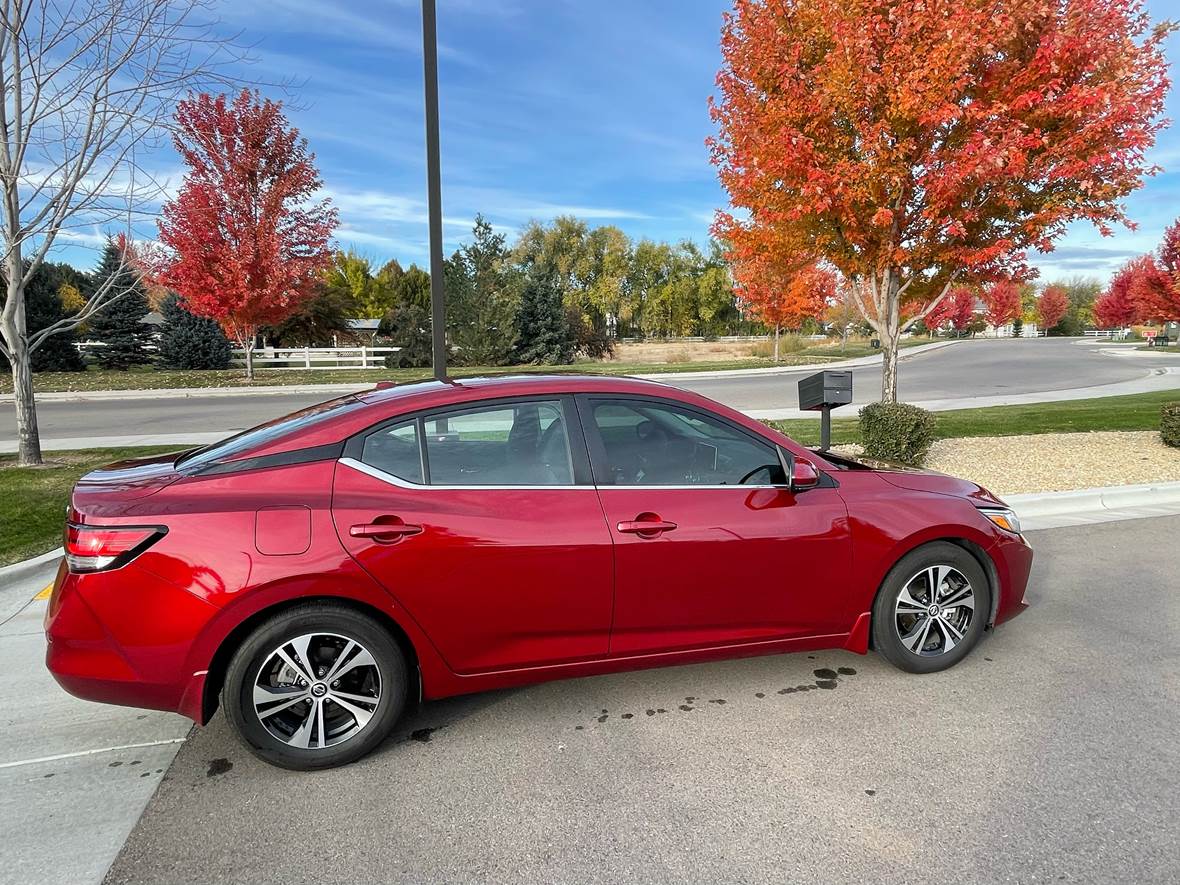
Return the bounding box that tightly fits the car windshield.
[175,396,363,469]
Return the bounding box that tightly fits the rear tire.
[222,603,407,770]
[872,542,990,674]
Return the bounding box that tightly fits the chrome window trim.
[338,457,788,492]
[338,456,594,491]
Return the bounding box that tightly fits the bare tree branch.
[0,0,247,465]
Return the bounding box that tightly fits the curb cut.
[0,547,62,587]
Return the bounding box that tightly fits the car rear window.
[176,396,363,469]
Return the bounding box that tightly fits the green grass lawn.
[0,446,177,567]
[767,389,1180,446]
[0,338,938,394]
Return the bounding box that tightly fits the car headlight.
[979,507,1022,536]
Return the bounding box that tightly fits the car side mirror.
[777,446,820,493]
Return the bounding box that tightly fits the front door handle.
[350,521,423,540]
[617,515,677,536]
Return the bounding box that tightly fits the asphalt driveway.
[105,516,1179,884]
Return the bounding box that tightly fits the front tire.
[222,603,407,770]
[871,542,990,674]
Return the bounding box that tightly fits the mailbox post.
[798,370,853,451]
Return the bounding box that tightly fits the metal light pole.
[421,0,447,380]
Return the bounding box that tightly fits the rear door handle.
[617,518,677,535]
[350,522,423,540]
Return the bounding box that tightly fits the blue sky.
[51,0,1180,286]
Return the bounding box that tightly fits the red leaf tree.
[1094,261,1144,329]
[981,280,1021,334]
[732,255,836,360]
[1036,285,1070,332]
[925,286,976,333]
[1132,220,1180,322]
[710,0,1172,402]
[157,90,338,377]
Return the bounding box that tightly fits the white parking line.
[0,738,187,771]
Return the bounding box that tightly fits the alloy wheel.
[893,565,976,657]
[252,632,382,750]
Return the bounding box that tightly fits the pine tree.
[86,241,152,369]
[514,271,574,365]
[0,262,86,373]
[380,302,435,369]
[157,292,232,369]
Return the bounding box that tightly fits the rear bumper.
[44,560,215,721]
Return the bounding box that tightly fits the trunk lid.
[70,451,186,518]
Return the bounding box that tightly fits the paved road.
[4,338,1180,445]
[102,516,1180,885]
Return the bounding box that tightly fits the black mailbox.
[797,370,852,452]
[798,370,853,411]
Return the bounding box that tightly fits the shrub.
[1162,402,1180,448]
[157,293,232,369]
[859,401,937,465]
[380,302,435,368]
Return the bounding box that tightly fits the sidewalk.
[0,559,188,885]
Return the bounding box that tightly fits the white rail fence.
[231,346,401,370]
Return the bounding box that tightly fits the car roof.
[355,373,675,405]
[231,372,822,465]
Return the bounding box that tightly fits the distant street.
[3,337,1180,446]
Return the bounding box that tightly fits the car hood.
[821,450,1007,507]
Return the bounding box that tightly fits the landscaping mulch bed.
[835,431,1180,496]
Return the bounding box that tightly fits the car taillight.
[64,524,166,574]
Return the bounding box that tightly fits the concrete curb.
[0,547,62,587]
[0,340,962,403]
[1006,480,1180,516]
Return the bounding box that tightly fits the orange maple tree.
[157,90,337,377]
[980,280,1021,334]
[1095,261,1145,329]
[1036,285,1070,331]
[1133,220,1180,322]
[710,0,1173,401]
[925,286,976,333]
[732,256,835,360]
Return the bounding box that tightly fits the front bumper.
[990,532,1034,626]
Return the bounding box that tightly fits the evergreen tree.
[86,241,152,369]
[514,271,575,365]
[448,216,521,366]
[0,262,86,373]
[157,292,232,369]
[380,302,436,368]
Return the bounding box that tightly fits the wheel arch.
[199,595,422,725]
[864,534,1000,651]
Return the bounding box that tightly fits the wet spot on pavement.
[206,758,233,778]
[837,667,857,675]
[816,680,838,690]
[621,713,634,719]
[678,705,693,712]
[410,728,437,743]
[865,789,876,796]
[813,668,839,680]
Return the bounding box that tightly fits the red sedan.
[45,375,1031,769]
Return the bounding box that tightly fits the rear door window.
[423,401,572,485]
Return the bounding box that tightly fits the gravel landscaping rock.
[834,430,1180,496]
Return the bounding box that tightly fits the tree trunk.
[773,325,780,362]
[1,274,44,466]
[879,273,902,404]
[244,338,254,380]
[10,345,42,465]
